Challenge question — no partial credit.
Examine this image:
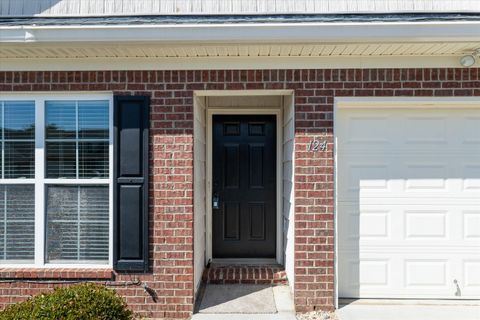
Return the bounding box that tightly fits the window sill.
[0,268,114,280]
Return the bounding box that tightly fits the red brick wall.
[0,69,478,318]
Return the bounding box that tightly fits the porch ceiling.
[1,42,479,59]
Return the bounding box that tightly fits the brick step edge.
[202,265,288,285]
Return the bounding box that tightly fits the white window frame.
[0,92,113,268]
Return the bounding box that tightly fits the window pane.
[46,142,76,178]
[4,141,35,178]
[79,141,108,178]
[45,100,110,179]
[45,101,76,139]
[78,101,109,139]
[46,186,109,263]
[1,101,35,179]
[0,185,35,262]
[4,101,35,140]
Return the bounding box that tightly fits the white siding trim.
[201,91,291,266]
[282,94,295,292]
[193,95,206,296]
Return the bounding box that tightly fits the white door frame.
[333,96,480,307]
[205,107,284,265]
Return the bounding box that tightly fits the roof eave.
[2,21,480,44]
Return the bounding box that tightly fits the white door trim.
[205,107,283,265]
[333,97,480,307]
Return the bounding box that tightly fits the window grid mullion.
[1,101,4,179]
[35,98,46,267]
[43,138,107,142]
[2,139,36,142]
[75,101,79,179]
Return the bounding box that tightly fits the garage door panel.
[405,259,449,287]
[464,261,480,295]
[340,185,480,205]
[463,164,480,191]
[339,251,480,298]
[463,116,480,145]
[404,116,449,145]
[357,259,390,287]
[350,197,480,206]
[339,162,391,199]
[359,211,390,238]
[403,162,449,190]
[337,108,480,153]
[463,211,480,240]
[344,115,390,145]
[339,203,479,249]
[338,155,480,203]
[338,204,394,245]
[337,105,480,299]
[339,257,393,298]
[405,211,447,239]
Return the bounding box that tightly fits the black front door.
[212,115,276,258]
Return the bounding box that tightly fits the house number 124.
[308,139,327,152]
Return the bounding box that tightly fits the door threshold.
[211,258,278,266]
[203,263,288,285]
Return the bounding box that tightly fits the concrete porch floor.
[192,285,480,320]
[337,299,480,320]
[192,284,296,320]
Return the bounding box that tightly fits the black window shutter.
[113,96,149,272]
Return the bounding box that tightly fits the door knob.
[212,193,220,210]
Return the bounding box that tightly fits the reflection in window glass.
[78,101,109,139]
[45,101,76,139]
[45,100,109,179]
[46,141,77,178]
[0,101,35,178]
[79,141,108,178]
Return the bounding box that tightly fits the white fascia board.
[1,21,480,43]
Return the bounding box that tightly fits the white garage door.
[337,104,480,299]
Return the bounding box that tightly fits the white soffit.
[1,22,479,70]
[1,42,479,59]
[1,42,480,70]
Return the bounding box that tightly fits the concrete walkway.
[337,299,480,320]
[192,284,296,320]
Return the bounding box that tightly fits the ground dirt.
[296,311,338,320]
